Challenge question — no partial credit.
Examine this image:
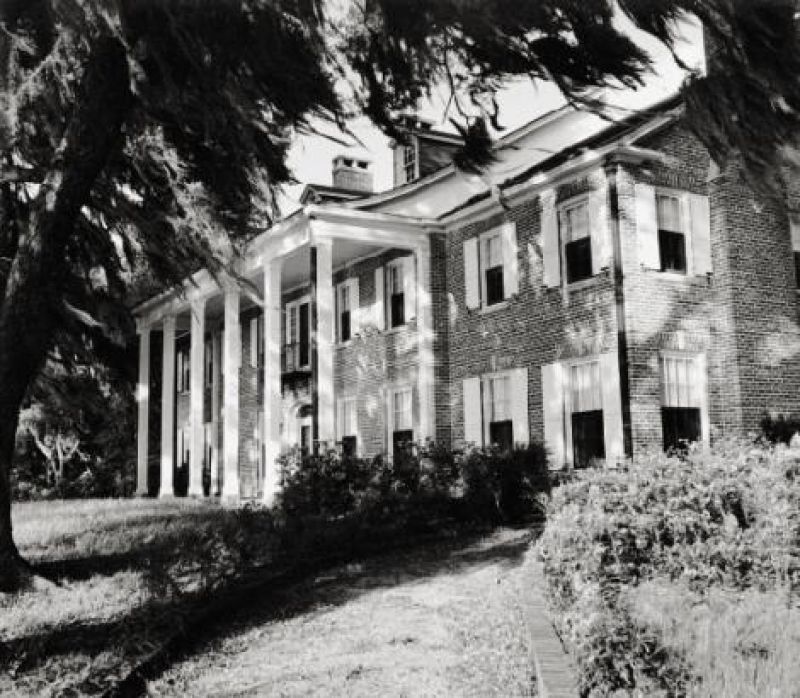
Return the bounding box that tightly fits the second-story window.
[177,346,190,393]
[657,193,687,273]
[562,199,592,284]
[403,142,416,183]
[337,282,351,343]
[388,261,405,328]
[481,232,505,306]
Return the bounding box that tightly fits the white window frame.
[335,280,354,344]
[482,370,513,446]
[564,356,603,467]
[654,186,692,275]
[388,385,414,458]
[659,350,709,447]
[336,395,359,453]
[284,294,311,369]
[479,229,505,307]
[558,195,592,286]
[402,141,417,183]
[385,259,406,329]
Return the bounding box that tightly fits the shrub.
[760,412,800,444]
[538,440,800,696]
[277,442,551,526]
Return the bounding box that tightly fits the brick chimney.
[332,155,373,193]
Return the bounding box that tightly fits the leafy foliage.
[277,442,550,525]
[538,440,800,696]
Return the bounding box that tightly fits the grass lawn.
[1,498,280,696]
[148,528,537,697]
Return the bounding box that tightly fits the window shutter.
[349,277,361,335]
[502,222,520,298]
[696,353,710,447]
[635,183,660,269]
[589,183,612,274]
[403,255,416,323]
[463,237,480,309]
[373,266,385,330]
[690,193,712,275]
[462,377,483,446]
[541,362,565,467]
[600,352,624,465]
[511,367,530,446]
[791,213,800,252]
[541,190,560,287]
[249,316,258,368]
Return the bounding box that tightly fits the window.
[337,282,352,343]
[562,199,592,284]
[337,397,358,456]
[176,346,190,393]
[656,193,687,273]
[569,360,605,467]
[391,387,413,459]
[791,213,800,290]
[486,374,513,451]
[481,233,505,306]
[284,298,310,370]
[403,142,416,183]
[387,261,405,328]
[661,354,702,453]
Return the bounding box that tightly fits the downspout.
[604,161,634,459]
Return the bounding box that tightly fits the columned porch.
[134,206,440,503]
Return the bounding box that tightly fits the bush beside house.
[538,440,800,697]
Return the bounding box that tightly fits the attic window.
[403,143,416,183]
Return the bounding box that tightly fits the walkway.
[148,529,539,697]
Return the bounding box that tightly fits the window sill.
[478,300,509,315]
[564,276,599,292]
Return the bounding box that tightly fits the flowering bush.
[539,439,800,696]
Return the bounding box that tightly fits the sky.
[280,13,705,214]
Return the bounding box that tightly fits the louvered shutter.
[373,266,385,330]
[511,367,530,446]
[349,277,361,335]
[635,183,660,269]
[541,190,560,287]
[690,193,712,275]
[462,377,483,447]
[502,222,520,298]
[589,183,612,274]
[541,362,565,467]
[600,352,624,465]
[463,237,480,309]
[403,255,416,323]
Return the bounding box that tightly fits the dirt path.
[147,528,537,697]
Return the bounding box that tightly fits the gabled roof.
[298,183,370,205]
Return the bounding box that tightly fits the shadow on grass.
[3,523,540,696]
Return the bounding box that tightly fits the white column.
[211,330,221,495]
[135,325,151,496]
[315,240,335,445]
[262,257,283,506]
[416,243,435,443]
[159,315,176,498]
[222,288,241,500]
[188,298,206,497]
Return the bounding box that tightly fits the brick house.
[133,95,800,501]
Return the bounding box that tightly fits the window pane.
[794,251,800,289]
[662,356,698,407]
[564,202,589,242]
[490,376,511,421]
[342,435,357,458]
[489,420,514,452]
[657,194,682,232]
[484,235,502,268]
[565,237,592,283]
[340,310,351,342]
[391,292,405,327]
[485,266,504,305]
[662,407,701,453]
[572,410,605,468]
[571,361,602,412]
[658,229,687,273]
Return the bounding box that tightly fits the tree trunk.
[0,36,132,592]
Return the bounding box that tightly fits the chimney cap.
[333,154,372,170]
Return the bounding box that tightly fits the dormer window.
[403,143,416,183]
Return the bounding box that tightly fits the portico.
[134,206,440,503]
